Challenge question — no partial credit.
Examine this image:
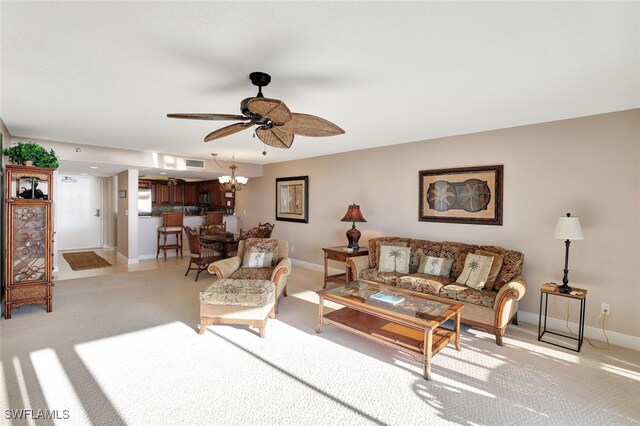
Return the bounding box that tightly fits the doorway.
[57,175,103,250]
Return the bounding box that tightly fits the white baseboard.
[116,252,139,265]
[139,253,162,261]
[516,311,640,352]
[138,251,191,261]
[289,260,640,352]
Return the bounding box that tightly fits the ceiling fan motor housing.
[249,72,271,88]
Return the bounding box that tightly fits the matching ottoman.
[199,279,275,338]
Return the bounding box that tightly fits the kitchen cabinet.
[184,182,197,205]
[211,181,224,206]
[138,179,152,189]
[173,184,184,205]
[156,182,171,205]
[151,182,157,205]
[154,182,185,205]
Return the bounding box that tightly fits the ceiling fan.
[167,72,345,149]
[166,177,186,186]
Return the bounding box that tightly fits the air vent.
[185,158,205,169]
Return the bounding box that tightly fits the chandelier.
[219,163,248,192]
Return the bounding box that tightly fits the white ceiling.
[2,2,639,169]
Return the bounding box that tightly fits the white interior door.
[57,175,103,250]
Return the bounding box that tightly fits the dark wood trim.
[275,175,309,223]
[418,165,503,226]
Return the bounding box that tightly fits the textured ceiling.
[2,2,638,167]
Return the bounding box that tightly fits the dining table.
[198,234,238,259]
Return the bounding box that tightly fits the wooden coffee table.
[317,280,463,380]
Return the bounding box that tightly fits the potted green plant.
[3,141,59,169]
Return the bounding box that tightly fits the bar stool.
[156,212,184,260]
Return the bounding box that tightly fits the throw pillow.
[243,238,279,266]
[455,253,494,290]
[475,249,504,291]
[378,245,411,274]
[418,256,454,277]
[374,240,408,268]
[242,252,274,268]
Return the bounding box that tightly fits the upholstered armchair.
[207,238,291,313]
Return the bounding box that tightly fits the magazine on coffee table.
[370,291,405,305]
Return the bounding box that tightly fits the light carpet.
[1,263,639,425]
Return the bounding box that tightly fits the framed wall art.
[275,176,309,223]
[418,165,503,225]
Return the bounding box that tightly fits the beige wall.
[116,170,139,261]
[237,109,640,338]
[117,171,129,257]
[104,176,118,248]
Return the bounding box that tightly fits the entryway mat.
[62,251,112,271]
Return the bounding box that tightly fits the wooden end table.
[538,283,587,352]
[322,246,369,288]
[317,280,463,380]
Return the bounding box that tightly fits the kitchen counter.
[138,214,241,259]
[138,215,204,259]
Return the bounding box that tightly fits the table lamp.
[341,204,367,250]
[553,213,584,294]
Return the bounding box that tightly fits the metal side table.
[538,283,587,352]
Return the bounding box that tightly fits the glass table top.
[321,280,453,321]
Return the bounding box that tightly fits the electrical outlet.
[290,246,295,253]
[601,303,610,315]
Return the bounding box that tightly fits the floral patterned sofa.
[346,237,526,346]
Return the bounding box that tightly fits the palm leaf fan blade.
[279,113,344,136]
[167,113,247,121]
[246,98,292,125]
[255,127,294,149]
[204,122,252,142]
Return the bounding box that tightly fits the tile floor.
[55,248,184,281]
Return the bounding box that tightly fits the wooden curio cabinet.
[4,165,54,319]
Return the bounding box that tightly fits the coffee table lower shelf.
[321,307,456,379]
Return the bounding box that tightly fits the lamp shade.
[554,214,584,240]
[341,204,367,223]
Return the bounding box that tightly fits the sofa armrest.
[345,255,370,281]
[271,257,292,283]
[494,274,527,328]
[495,275,527,303]
[207,256,242,279]
[270,257,291,298]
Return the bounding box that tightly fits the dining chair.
[184,226,222,281]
